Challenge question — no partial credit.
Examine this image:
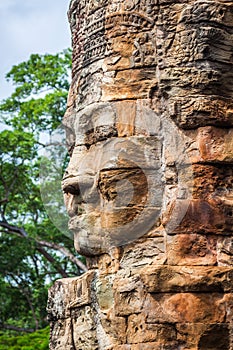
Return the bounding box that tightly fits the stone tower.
[48,0,233,349]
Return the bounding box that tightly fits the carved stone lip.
[68,219,80,233]
[68,213,97,234]
[64,194,86,219]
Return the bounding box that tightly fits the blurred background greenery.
[0,49,86,347]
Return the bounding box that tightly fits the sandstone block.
[120,237,166,269]
[127,314,177,344]
[114,275,146,316]
[176,322,231,350]
[95,274,114,312]
[167,234,217,266]
[217,236,233,266]
[47,271,95,320]
[99,311,127,346]
[72,306,98,349]
[144,292,231,324]
[49,318,74,350]
[140,265,233,293]
[197,126,233,163]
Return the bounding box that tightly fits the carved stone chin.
[49,0,233,348]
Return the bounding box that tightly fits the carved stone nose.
[63,192,81,217]
[62,177,80,196]
[62,176,84,217]
[63,183,80,196]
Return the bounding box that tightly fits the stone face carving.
[48,0,233,348]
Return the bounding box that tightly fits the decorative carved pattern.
[69,0,158,72]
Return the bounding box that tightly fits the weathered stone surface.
[167,233,218,266]
[49,318,74,350]
[140,265,233,293]
[72,307,98,349]
[48,0,233,348]
[127,315,177,345]
[197,126,233,163]
[119,236,166,269]
[144,292,231,323]
[114,275,146,316]
[217,236,233,266]
[175,323,231,350]
[47,271,95,320]
[163,163,233,235]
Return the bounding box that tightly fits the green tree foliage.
[0,50,87,333]
[1,50,71,133]
[0,326,49,349]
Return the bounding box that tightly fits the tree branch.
[0,324,35,333]
[0,220,88,274]
[36,245,69,278]
[0,198,8,205]
[37,240,88,272]
[0,221,27,237]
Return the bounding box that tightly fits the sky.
[0,0,71,100]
